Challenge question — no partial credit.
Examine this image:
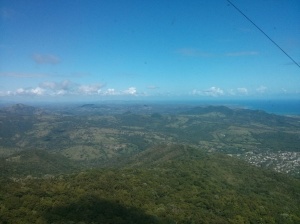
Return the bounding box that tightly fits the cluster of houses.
[238,151,300,175]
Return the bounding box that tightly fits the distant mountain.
[80,104,97,108]
[183,105,295,127]
[0,104,40,147]
[182,105,235,116]
[1,103,37,115]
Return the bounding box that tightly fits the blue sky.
[1,0,300,101]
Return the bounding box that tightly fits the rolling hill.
[1,103,299,176]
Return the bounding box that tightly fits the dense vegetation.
[0,149,80,178]
[1,145,300,223]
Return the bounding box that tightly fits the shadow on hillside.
[42,195,160,223]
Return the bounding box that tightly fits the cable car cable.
[226,0,300,68]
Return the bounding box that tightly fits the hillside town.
[235,151,300,176]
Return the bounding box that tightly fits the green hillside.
[1,145,300,223]
[0,149,80,178]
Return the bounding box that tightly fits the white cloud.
[104,88,117,95]
[16,88,25,94]
[78,84,104,95]
[237,87,248,94]
[14,87,45,96]
[101,87,138,96]
[192,86,224,97]
[42,81,105,96]
[1,80,79,97]
[256,86,267,93]
[123,87,137,95]
[31,87,45,95]
[203,87,224,97]
[32,54,61,65]
[56,90,67,96]
[3,82,139,97]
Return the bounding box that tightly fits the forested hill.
[0,149,80,178]
[182,105,297,127]
[1,145,300,223]
[0,103,300,176]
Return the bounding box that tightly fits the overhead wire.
[226,0,300,68]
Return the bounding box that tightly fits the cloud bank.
[192,87,224,97]
[1,80,138,98]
